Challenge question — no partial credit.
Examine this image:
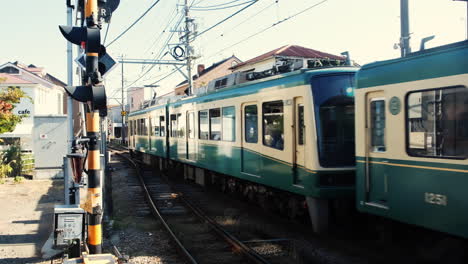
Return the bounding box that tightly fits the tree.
[0,78,29,134]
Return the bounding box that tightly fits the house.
[230,45,346,74]
[107,104,125,141]
[127,86,157,112]
[0,62,69,179]
[174,55,242,95]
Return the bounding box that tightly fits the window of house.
[407,86,468,158]
[214,78,228,89]
[159,116,165,137]
[199,110,209,140]
[244,105,258,143]
[222,106,235,141]
[263,101,284,150]
[57,93,62,114]
[370,99,386,152]
[210,108,221,140]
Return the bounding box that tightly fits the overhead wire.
[192,0,247,9]
[203,0,277,45]
[106,0,162,47]
[204,0,329,60]
[102,21,111,46]
[191,0,256,11]
[195,0,258,39]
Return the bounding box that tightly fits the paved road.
[0,179,63,264]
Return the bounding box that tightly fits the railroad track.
[108,146,275,264]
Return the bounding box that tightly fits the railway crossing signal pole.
[60,0,110,256]
[83,0,103,254]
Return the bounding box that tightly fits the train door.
[365,92,389,208]
[241,102,261,176]
[293,97,305,185]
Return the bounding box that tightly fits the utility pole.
[121,56,126,145]
[400,0,411,57]
[184,0,193,95]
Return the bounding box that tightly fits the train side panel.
[355,40,468,238]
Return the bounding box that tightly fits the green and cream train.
[128,40,468,238]
[355,40,468,238]
[129,66,357,233]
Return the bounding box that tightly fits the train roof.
[129,67,358,117]
[356,40,468,89]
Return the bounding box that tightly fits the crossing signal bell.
[59,25,107,112]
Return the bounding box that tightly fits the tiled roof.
[176,56,240,87]
[0,73,34,84]
[231,45,344,69]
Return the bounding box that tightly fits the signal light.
[59,26,101,54]
[64,84,107,112]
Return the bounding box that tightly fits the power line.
[192,0,255,11]
[126,17,185,88]
[106,0,162,47]
[192,0,247,9]
[141,8,180,56]
[102,21,111,46]
[205,0,329,60]
[196,0,258,38]
[207,0,277,44]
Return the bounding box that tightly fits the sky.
[0,0,466,106]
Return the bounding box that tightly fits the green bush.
[4,144,21,177]
[0,151,14,179]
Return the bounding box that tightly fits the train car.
[129,66,358,233]
[355,40,468,238]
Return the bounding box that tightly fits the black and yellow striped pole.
[86,112,102,254]
[60,0,118,260]
[84,0,103,255]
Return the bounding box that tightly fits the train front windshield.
[311,74,356,167]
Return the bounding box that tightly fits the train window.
[263,101,284,150]
[245,105,258,143]
[298,105,305,145]
[188,112,195,139]
[222,106,235,142]
[137,119,142,135]
[407,86,468,159]
[170,114,177,137]
[159,116,165,137]
[135,120,138,136]
[370,100,386,152]
[152,117,159,136]
[199,110,209,140]
[177,113,184,138]
[210,108,221,140]
[144,118,149,136]
[129,120,132,136]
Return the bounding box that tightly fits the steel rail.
[109,146,272,264]
[109,148,198,264]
